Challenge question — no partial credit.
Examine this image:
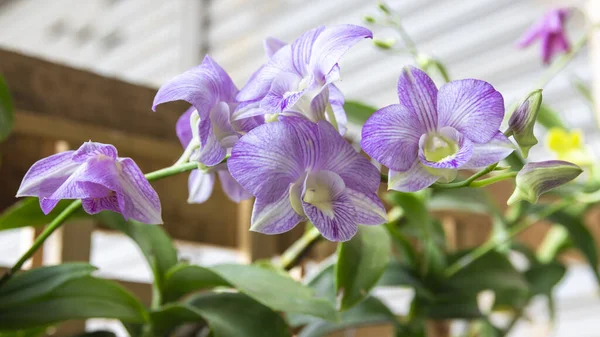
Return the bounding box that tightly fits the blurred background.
[0,0,597,336]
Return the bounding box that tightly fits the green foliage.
[94,211,178,305]
[152,292,290,337]
[164,263,338,321]
[537,104,566,130]
[336,225,391,310]
[0,327,47,337]
[0,74,13,142]
[343,101,377,125]
[0,276,147,330]
[0,263,95,309]
[72,332,117,337]
[525,262,566,296]
[0,198,85,231]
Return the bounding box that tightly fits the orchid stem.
[468,171,517,188]
[278,226,322,270]
[430,163,498,189]
[174,140,199,166]
[443,199,571,278]
[534,34,588,90]
[0,161,199,287]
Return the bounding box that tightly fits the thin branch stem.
[444,199,571,278]
[430,164,498,189]
[468,171,517,188]
[278,226,322,270]
[0,161,200,287]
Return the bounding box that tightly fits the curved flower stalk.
[234,25,372,134]
[175,107,250,203]
[517,8,571,64]
[16,141,162,224]
[361,66,514,192]
[228,116,386,242]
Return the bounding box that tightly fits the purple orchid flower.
[228,116,386,242]
[176,107,251,203]
[233,25,372,135]
[361,66,514,192]
[517,8,570,64]
[153,55,260,167]
[16,142,162,224]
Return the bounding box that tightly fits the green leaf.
[0,276,148,330]
[445,251,528,293]
[417,293,482,319]
[151,292,290,337]
[537,104,566,130]
[377,261,434,300]
[95,211,178,301]
[72,332,117,337]
[343,101,377,125]
[429,189,491,215]
[0,75,13,142]
[0,198,85,231]
[164,263,338,321]
[535,205,600,287]
[298,297,398,337]
[336,225,391,310]
[0,327,47,337]
[0,263,96,309]
[525,262,566,296]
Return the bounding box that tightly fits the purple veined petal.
[328,84,347,135]
[388,160,439,192]
[217,167,252,203]
[397,66,438,132]
[176,107,195,148]
[361,104,424,172]
[210,101,239,147]
[237,44,295,102]
[291,26,326,75]
[301,170,357,242]
[516,21,542,48]
[72,142,118,162]
[260,72,303,114]
[229,116,318,202]
[251,192,304,234]
[307,85,329,122]
[264,37,287,58]
[316,120,380,195]
[462,131,515,169]
[152,55,238,111]
[418,126,474,169]
[193,104,228,166]
[116,158,162,224]
[346,188,386,225]
[81,195,121,215]
[16,151,79,198]
[309,24,373,82]
[187,169,216,204]
[549,32,570,57]
[232,100,266,121]
[40,198,61,215]
[437,79,504,143]
[540,34,553,65]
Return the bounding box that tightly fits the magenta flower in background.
[175,107,251,203]
[517,8,570,64]
[233,25,372,134]
[361,66,514,192]
[228,116,386,242]
[17,142,162,224]
[153,55,260,167]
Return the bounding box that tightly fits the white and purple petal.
[176,107,195,147]
[187,170,216,204]
[361,104,423,172]
[388,160,439,192]
[418,127,473,170]
[462,131,515,169]
[437,79,504,144]
[346,189,386,225]
[251,192,304,234]
[264,37,287,58]
[72,142,118,162]
[217,168,252,203]
[303,192,357,242]
[116,158,162,224]
[16,151,79,198]
[397,66,438,132]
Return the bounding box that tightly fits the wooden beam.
[0,48,188,142]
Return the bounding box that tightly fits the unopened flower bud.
[373,38,396,50]
[363,15,376,24]
[508,89,543,158]
[508,160,582,205]
[477,290,495,315]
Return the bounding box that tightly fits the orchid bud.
[374,38,396,50]
[508,89,543,158]
[363,15,376,24]
[507,160,582,205]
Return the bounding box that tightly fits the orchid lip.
[422,132,459,163]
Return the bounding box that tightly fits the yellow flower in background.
[546,128,594,167]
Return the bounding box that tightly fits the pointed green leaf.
[336,225,391,310]
[151,292,290,337]
[343,101,377,125]
[164,263,338,321]
[0,263,96,309]
[537,104,566,130]
[525,262,566,296]
[0,276,147,330]
[0,74,13,142]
